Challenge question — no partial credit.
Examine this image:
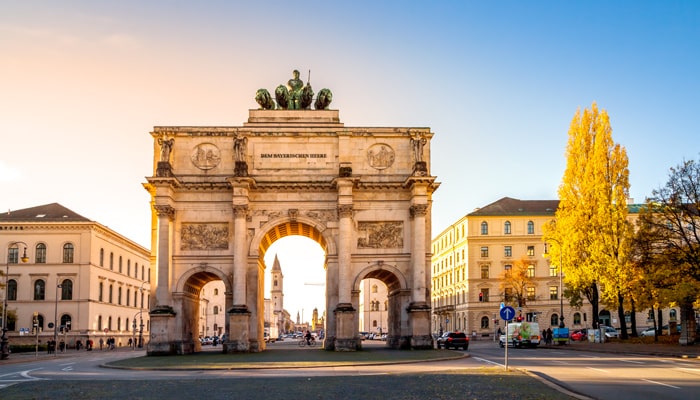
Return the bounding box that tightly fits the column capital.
[410,204,428,218]
[232,204,248,218]
[153,204,175,218]
[338,204,353,218]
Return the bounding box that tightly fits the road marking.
[641,379,681,389]
[472,356,503,367]
[620,359,644,364]
[586,367,609,374]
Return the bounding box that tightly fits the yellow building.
[431,197,683,339]
[1,203,151,352]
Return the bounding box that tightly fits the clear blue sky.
[2,1,698,319]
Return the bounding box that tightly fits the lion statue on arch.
[255,88,275,110]
[314,88,333,110]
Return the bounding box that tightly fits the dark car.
[436,331,469,350]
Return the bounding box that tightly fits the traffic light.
[516,316,523,322]
[478,292,483,302]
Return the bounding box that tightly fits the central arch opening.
[258,222,328,345]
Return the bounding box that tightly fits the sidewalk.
[540,339,700,359]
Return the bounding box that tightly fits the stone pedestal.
[147,308,179,355]
[224,306,252,353]
[334,303,359,351]
[408,302,433,349]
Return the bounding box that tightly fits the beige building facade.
[1,203,151,353]
[358,278,388,336]
[431,197,680,339]
[144,107,438,354]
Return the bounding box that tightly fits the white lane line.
[472,356,504,367]
[641,379,681,389]
[620,359,645,364]
[586,367,609,374]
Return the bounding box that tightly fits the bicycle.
[298,338,316,347]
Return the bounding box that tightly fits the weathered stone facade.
[143,109,438,354]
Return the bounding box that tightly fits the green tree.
[544,103,632,336]
[637,158,700,344]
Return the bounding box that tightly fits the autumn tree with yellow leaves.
[544,103,633,338]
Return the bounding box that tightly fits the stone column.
[410,203,428,304]
[153,204,174,307]
[232,204,248,308]
[337,203,353,305]
[334,178,357,351]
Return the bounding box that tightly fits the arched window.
[7,279,17,301]
[100,248,104,267]
[36,315,45,332]
[34,279,46,300]
[371,284,378,293]
[481,316,490,329]
[573,312,582,325]
[527,221,535,235]
[214,288,219,295]
[108,316,113,331]
[551,314,559,326]
[98,315,103,331]
[670,309,677,321]
[213,306,219,315]
[481,221,488,235]
[109,284,113,303]
[504,221,511,235]
[35,243,47,263]
[110,252,114,270]
[60,314,71,331]
[62,243,74,263]
[99,282,104,302]
[384,300,388,311]
[61,279,73,300]
[117,317,122,331]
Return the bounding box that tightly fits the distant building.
[359,278,388,335]
[431,197,680,338]
[1,203,151,350]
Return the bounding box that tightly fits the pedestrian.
[546,328,553,345]
[76,339,82,350]
[59,340,65,353]
[99,338,104,350]
[128,338,133,348]
[87,339,93,351]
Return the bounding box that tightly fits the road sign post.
[499,306,515,370]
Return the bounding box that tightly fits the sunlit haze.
[2,1,698,320]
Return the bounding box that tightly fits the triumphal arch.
[143,73,439,354]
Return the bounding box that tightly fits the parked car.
[602,326,619,338]
[436,331,469,350]
[570,329,588,341]
[640,325,681,336]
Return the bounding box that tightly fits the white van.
[499,321,541,348]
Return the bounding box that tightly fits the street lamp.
[54,283,62,356]
[546,239,565,328]
[138,281,146,348]
[2,241,29,360]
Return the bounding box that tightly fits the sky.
[1,1,698,322]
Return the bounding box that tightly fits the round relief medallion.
[191,143,221,170]
[367,143,395,170]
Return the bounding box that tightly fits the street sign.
[500,302,505,309]
[499,306,515,321]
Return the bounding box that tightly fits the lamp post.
[54,283,62,356]
[546,239,565,328]
[2,241,29,360]
[137,281,146,348]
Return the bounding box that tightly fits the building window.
[550,265,558,277]
[372,284,378,293]
[108,316,113,331]
[526,287,535,301]
[527,264,535,277]
[481,288,490,302]
[527,221,535,234]
[480,221,488,235]
[8,279,17,301]
[504,246,512,257]
[573,312,582,325]
[119,256,123,273]
[504,264,512,271]
[133,291,137,307]
[60,314,71,332]
[118,287,122,305]
[141,291,144,308]
[481,316,490,329]
[100,248,104,267]
[549,286,558,300]
[127,260,131,276]
[480,265,489,279]
[551,314,559,326]
[126,289,131,306]
[141,265,145,280]
[36,243,46,263]
[98,316,103,331]
[34,279,46,300]
[35,315,44,332]
[504,221,511,234]
[480,246,489,257]
[110,253,114,270]
[63,243,74,263]
[670,309,677,321]
[99,282,104,302]
[213,306,219,315]
[134,263,138,278]
[8,247,20,263]
[118,317,121,331]
[527,246,535,257]
[109,285,113,303]
[61,279,73,300]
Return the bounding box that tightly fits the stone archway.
[144,105,438,354]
